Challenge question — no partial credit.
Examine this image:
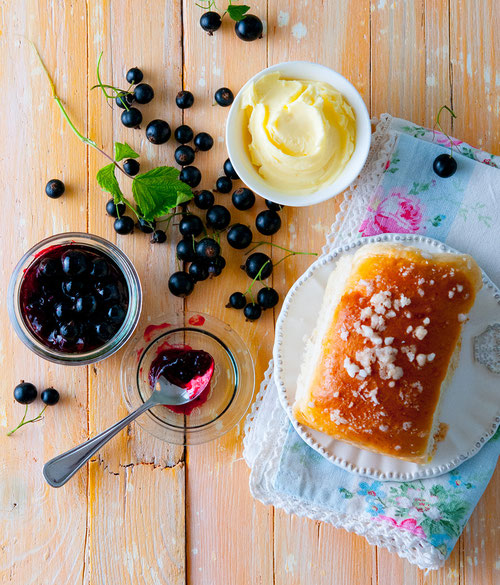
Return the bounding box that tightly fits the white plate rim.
[273,233,500,481]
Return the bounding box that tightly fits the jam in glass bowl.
[121,312,255,445]
[8,233,142,365]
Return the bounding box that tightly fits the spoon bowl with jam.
[121,312,255,445]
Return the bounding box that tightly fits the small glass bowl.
[121,312,255,445]
[8,232,142,365]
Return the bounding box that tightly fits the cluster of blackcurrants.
[169,161,285,320]
[115,67,157,131]
[8,381,60,436]
[200,11,263,42]
[172,85,235,190]
[106,78,237,238]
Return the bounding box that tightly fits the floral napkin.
[243,115,500,570]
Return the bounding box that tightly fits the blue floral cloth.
[270,118,500,561]
[274,426,499,558]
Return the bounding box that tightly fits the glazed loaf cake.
[293,243,482,463]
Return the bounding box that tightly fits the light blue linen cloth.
[246,116,500,568]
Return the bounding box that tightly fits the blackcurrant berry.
[176,90,195,109]
[137,217,156,233]
[244,253,272,279]
[151,230,167,244]
[107,304,126,324]
[126,67,143,85]
[244,303,262,321]
[227,292,246,309]
[13,382,37,404]
[257,287,279,309]
[256,210,282,235]
[232,187,255,210]
[215,176,232,193]
[146,119,171,144]
[196,237,221,259]
[62,279,84,298]
[123,158,140,176]
[227,224,253,249]
[175,145,195,166]
[75,294,97,314]
[265,199,284,211]
[116,93,134,109]
[168,271,195,297]
[45,179,65,199]
[106,198,126,218]
[223,158,239,180]
[433,154,457,178]
[179,166,202,187]
[38,258,60,278]
[174,124,194,144]
[90,258,109,278]
[206,205,231,230]
[133,83,154,104]
[214,87,234,107]
[95,282,120,302]
[54,301,73,321]
[41,387,60,405]
[193,190,215,210]
[62,250,88,276]
[95,322,115,342]
[176,238,197,262]
[194,132,214,152]
[208,255,226,276]
[200,11,222,34]
[114,216,135,234]
[59,320,81,341]
[121,107,142,128]
[179,214,204,237]
[189,260,209,282]
[234,15,263,41]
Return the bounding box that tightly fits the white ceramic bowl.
[226,61,371,207]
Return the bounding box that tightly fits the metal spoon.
[43,374,205,488]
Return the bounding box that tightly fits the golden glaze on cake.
[293,243,482,463]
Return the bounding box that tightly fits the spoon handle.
[43,399,154,487]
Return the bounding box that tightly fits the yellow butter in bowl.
[240,72,356,195]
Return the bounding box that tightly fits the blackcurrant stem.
[274,253,297,267]
[158,211,185,231]
[123,199,140,219]
[244,260,271,301]
[245,241,317,257]
[433,105,457,158]
[32,41,130,180]
[90,83,132,95]
[7,405,47,436]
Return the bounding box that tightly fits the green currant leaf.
[132,166,193,221]
[227,4,250,21]
[96,163,125,203]
[114,141,139,162]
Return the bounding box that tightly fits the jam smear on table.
[20,243,129,353]
[148,346,214,415]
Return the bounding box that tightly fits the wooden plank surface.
[0,1,498,584]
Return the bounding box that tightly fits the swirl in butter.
[241,72,356,194]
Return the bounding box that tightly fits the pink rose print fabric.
[359,187,424,236]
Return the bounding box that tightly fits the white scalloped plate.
[274,233,500,480]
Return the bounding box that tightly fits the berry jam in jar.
[20,244,129,353]
[9,233,142,365]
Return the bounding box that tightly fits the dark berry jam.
[19,244,129,353]
[148,346,214,414]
